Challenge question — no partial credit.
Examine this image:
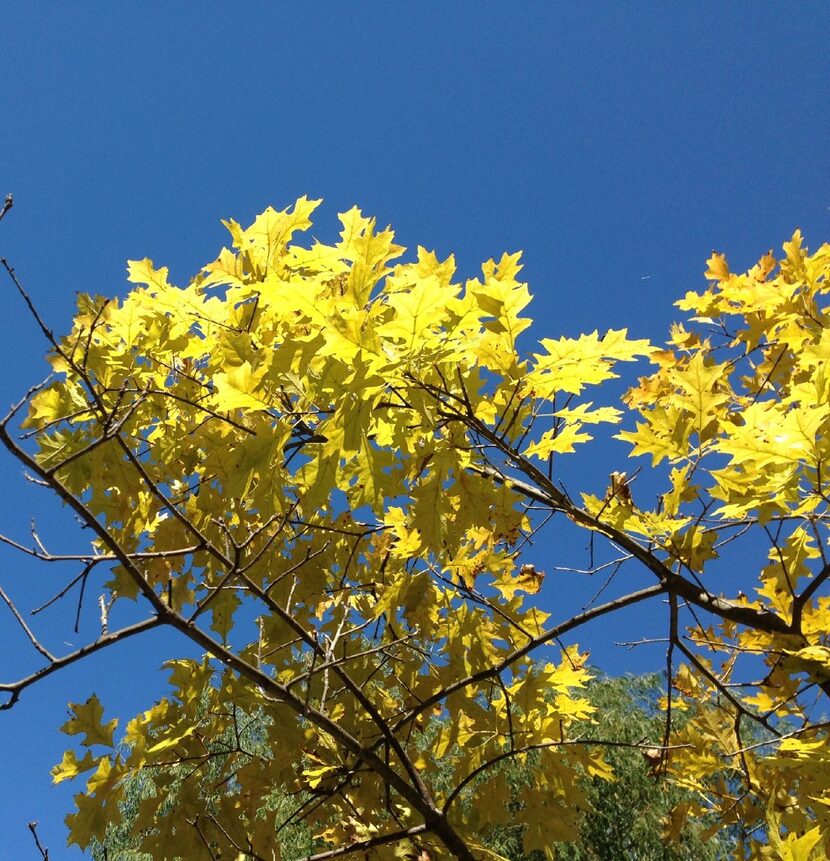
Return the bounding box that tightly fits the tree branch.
[0,616,162,709]
[27,820,48,860]
[0,585,55,662]
[0,193,12,224]
[472,463,795,636]
[298,823,428,861]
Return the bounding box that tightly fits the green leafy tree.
[553,675,736,861]
[1,199,830,859]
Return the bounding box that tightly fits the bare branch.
[0,193,12,224]
[0,532,201,565]
[0,258,59,350]
[27,821,48,860]
[0,585,55,662]
[0,616,162,709]
[31,564,91,616]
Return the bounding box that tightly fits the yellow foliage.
[7,200,830,857]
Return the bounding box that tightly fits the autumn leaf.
[60,695,118,749]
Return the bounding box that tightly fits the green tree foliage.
[2,200,830,859]
[553,675,735,861]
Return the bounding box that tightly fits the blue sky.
[2,4,830,856]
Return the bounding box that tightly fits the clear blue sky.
[1,4,829,856]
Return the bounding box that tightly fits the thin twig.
[0,586,55,662]
[31,566,91,616]
[0,257,59,349]
[0,616,162,709]
[0,193,12,224]
[27,821,48,860]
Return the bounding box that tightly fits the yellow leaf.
[524,424,592,459]
[146,724,198,754]
[772,826,824,861]
[66,791,111,849]
[781,646,830,684]
[493,563,545,601]
[126,257,171,291]
[704,251,730,281]
[60,695,118,748]
[212,361,271,412]
[51,748,98,784]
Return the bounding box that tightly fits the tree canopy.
[2,198,830,860]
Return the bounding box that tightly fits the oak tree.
[2,198,830,860]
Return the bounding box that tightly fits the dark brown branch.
[72,563,90,633]
[412,372,792,642]
[0,616,162,709]
[662,594,678,774]
[190,816,220,861]
[0,585,55,662]
[792,559,830,631]
[31,564,91,616]
[0,258,59,350]
[472,462,796,636]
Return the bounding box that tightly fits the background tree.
[1,198,829,859]
[553,674,738,861]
